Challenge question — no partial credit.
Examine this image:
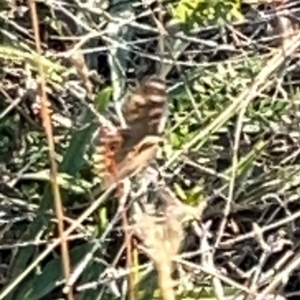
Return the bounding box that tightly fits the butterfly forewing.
[122,77,168,141]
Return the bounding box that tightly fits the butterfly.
[92,76,168,188]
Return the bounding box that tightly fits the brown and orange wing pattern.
[122,76,168,144]
[92,76,168,188]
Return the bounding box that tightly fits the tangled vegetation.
[1,0,300,299]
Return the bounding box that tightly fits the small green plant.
[171,0,243,30]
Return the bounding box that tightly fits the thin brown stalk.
[101,134,136,300]
[122,203,136,300]
[27,1,73,299]
[115,181,136,300]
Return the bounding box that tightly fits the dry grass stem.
[133,207,185,300]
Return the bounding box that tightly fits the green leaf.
[95,87,113,112]
[174,182,187,200]
[19,171,93,194]
[14,244,91,300]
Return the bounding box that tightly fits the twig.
[27,1,73,299]
[117,179,136,300]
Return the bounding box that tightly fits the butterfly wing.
[122,76,168,143]
[93,76,168,188]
